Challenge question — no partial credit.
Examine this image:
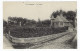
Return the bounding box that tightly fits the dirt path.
[30,32,76,49]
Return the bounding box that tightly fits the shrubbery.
[10,27,67,38]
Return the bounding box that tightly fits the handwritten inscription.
[25,4,43,5]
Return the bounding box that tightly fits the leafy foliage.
[3,20,7,27]
[51,10,76,21]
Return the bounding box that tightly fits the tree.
[66,11,76,20]
[66,11,76,27]
[51,10,66,18]
[3,20,7,27]
[8,16,18,26]
[42,19,51,26]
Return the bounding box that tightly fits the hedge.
[10,27,67,38]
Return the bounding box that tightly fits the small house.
[50,12,73,32]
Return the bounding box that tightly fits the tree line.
[3,10,77,28]
[3,17,51,27]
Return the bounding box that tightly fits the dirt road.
[30,32,76,49]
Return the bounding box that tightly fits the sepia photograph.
[3,1,77,49]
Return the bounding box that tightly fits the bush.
[10,27,67,38]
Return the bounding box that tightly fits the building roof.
[53,14,69,22]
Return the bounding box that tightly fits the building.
[50,12,73,32]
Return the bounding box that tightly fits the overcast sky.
[3,1,77,21]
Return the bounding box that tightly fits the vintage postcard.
[3,1,77,49]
